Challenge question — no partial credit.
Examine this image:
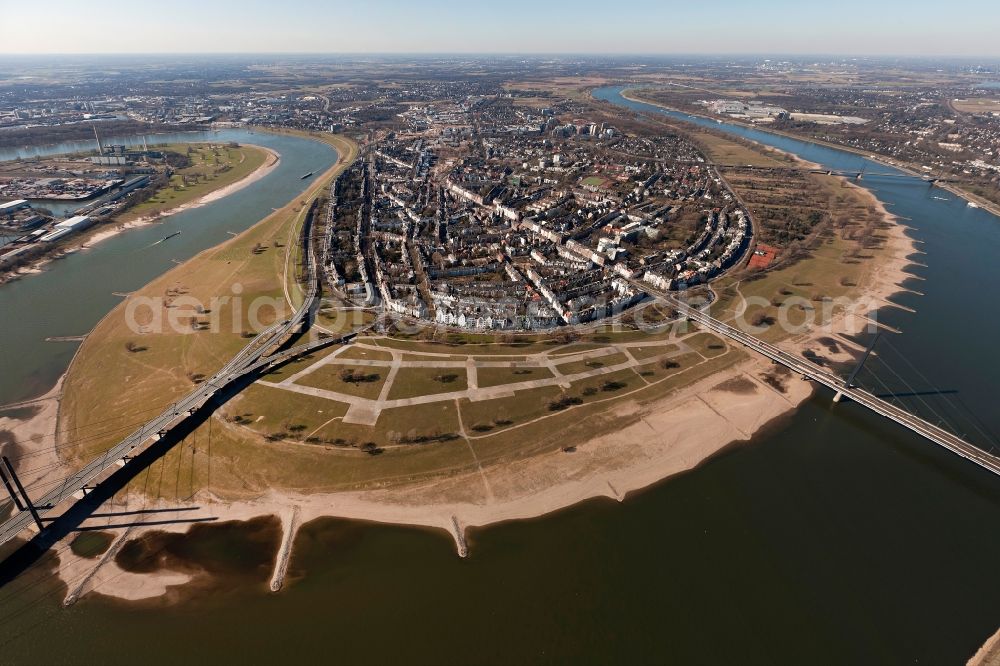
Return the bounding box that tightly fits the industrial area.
[0,126,268,276]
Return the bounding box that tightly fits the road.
[0,199,333,547]
[645,284,1000,476]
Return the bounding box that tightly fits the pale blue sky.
[2,0,998,56]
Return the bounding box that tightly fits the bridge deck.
[665,293,1000,476]
[0,192,329,548]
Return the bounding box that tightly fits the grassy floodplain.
[122,143,271,222]
[57,131,358,486]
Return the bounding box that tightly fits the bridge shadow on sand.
[0,366,272,590]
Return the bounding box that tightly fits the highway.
[0,198,335,547]
[649,285,1000,476]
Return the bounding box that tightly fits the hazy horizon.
[0,53,998,61]
[2,0,999,57]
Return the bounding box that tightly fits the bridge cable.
[951,394,1000,453]
[6,392,237,484]
[154,450,167,508]
[844,350,960,443]
[877,354,1000,457]
[865,351,967,440]
[172,435,183,503]
[872,341,992,449]
[879,337,1000,451]
[0,403,168,449]
[1,407,172,459]
[8,418,159,466]
[12,424,182,492]
[139,454,153,520]
[207,410,213,510]
[185,429,197,503]
[3,474,86,500]
[856,342,959,432]
[853,357,921,421]
[1,225,329,595]
[848,360,997,465]
[1,225,328,614]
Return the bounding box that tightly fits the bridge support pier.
[833,391,844,403]
[72,486,95,500]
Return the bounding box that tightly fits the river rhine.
[2,93,1000,664]
[0,129,338,405]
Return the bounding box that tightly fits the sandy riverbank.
[83,145,280,246]
[0,378,70,498]
[969,627,1000,666]
[50,351,813,601]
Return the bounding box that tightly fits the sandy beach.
[969,627,1000,666]
[0,377,68,495]
[49,351,813,601]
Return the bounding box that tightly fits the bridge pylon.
[1,456,44,532]
[835,332,880,405]
[0,462,25,512]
